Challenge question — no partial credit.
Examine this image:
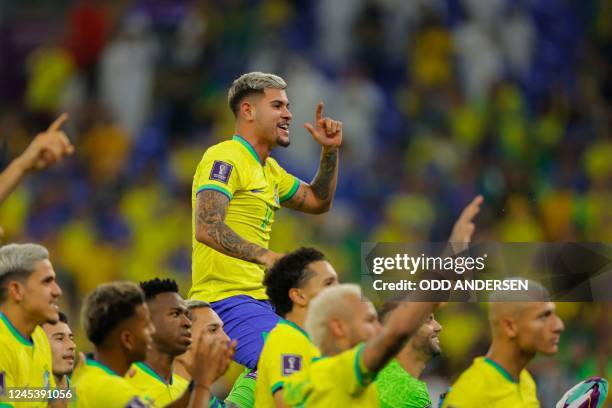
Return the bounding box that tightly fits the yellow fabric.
[71,359,150,408]
[0,313,55,408]
[190,136,299,302]
[125,363,188,407]
[282,343,378,407]
[442,357,539,408]
[255,319,320,407]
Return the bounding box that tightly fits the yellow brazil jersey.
[71,358,150,408]
[282,343,378,407]
[125,362,189,407]
[190,135,300,302]
[442,357,539,408]
[255,319,320,407]
[0,312,55,408]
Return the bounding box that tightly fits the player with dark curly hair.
[253,247,338,408]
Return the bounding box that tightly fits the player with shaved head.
[442,280,565,407]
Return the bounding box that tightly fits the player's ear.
[500,317,518,339]
[239,100,255,122]
[328,318,345,338]
[119,328,133,350]
[288,288,307,307]
[6,280,25,302]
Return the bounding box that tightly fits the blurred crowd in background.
[0,0,610,405]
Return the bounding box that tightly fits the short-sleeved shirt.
[442,357,539,408]
[125,362,188,407]
[376,359,432,408]
[282,343,378,407]
[71,358,150,408]
[0,312,55,408]
[255,319,320,407]
[190,135,300,302]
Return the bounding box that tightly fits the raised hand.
[304,102,342,149]
[449,195,483,254]
[17,113,74,172]
[191,332,237,389]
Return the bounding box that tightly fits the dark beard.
[276,136,290,148]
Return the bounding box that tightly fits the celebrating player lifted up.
[191,72,342,369]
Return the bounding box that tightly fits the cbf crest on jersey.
[281,354,302,376]
[209,160,233,184]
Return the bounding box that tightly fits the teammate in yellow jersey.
[73,282,234,408]
[126,279,192,407]
[42,311,76,389]
[442,281,565,408]
[282,284,439,407]
[191,71,343,369]
[253,247,338,408]
[0,243,61,408]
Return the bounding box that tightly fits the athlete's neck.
[396,342,429,379]
[486,341,534,382]
[285,307,307,330]
[234,130,272,163]
[94,348,132,377]
[0,304,39,340]
[144,347,174,383]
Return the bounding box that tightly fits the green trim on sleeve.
[0,403,14,407]
[197,184,233,200]
[354,343,366,386]
[271,381,284,394]
[279,177,300,202]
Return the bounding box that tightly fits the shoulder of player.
[202,139,250,161]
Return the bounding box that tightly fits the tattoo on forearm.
[293,186,307,209]
[196,190,267,263]
[311,149,338,200]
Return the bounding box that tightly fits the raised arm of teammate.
[195,190,283,268]
[360,196,483,373]
[0,113,74,205]
[282,102,342,215]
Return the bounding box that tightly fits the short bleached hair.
[0,243,49,303]
[305,284,362,349]
[227,72,287,116]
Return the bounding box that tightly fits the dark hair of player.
[82,282,145,346]
[139,278,179,300]
[264,247,326,317]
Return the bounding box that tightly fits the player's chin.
[539,344,559,356]
[276,135,290,148]
[44,309,60,324]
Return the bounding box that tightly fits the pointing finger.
[47,113,69,132]
[459,195,483,223]
[315,101,324,122]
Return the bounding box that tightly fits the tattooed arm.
[283,101,342,214]
[283,147,339,214]
[195,190,282,268]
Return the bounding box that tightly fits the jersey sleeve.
[275,162,300,203]
[332,343,376,396]
[194,145,244,200]
[264,336,310,394]
[282,343,374,406]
